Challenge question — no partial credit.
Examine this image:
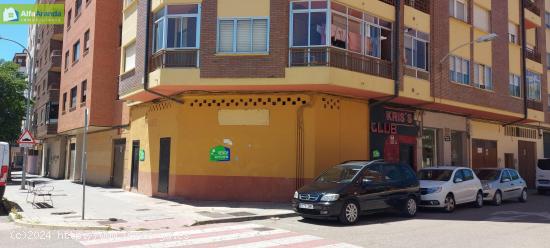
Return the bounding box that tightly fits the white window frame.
[123,42,136,72]
[527,70,542,101]
[216,17,270,54]
[473,4,490,32]
[449,55,470,85]
[509,73,521,97]
[289,0,330,48]
[153,4,201,52]
[405,27,429,71]
[508,22,518,44]
[474,63,492,90]
[450,0,468,22]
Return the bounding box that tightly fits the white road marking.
[220,235,322,248]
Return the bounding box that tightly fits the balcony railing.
[289,47,393,79]
[525,47,541,63]
[527,99,543,111]
[404,0,430,14]
[379,0,396,5]
[523,0,540,16]
[150,49,199,72]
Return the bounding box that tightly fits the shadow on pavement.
[296,192,550,227]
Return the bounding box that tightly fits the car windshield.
[315,165,362,183]
[417,169,453,181]
[475,169,500,181]
[538,159,550,170]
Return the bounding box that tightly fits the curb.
[8,213,112,231]
[193,212,299,226]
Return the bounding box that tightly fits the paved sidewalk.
[3,172,295,231]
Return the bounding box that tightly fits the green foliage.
[0,61,27,144]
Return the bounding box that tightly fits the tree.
[0,61,27,144]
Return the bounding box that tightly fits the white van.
[536,159,550,194]
[0,142,9,199]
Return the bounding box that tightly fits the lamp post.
[0,35,35,190]
[439,33,498,64]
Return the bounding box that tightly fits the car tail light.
[0,165,7,186]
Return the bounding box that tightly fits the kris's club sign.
[1,4,64,24]
[371,108,415,135]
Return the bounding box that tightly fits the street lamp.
[0,35,34,190]
[439,33,498,64]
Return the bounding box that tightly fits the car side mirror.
[454,178,463,183]
[501,178,511,183]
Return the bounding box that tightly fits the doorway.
[471,139,497,168]
[518,140,536,188]
[130,140,140,189]
[68,143,76,180]
[158,138,171,194]
[399,144,416,171]
[504,153,515,169]
[111,139,126,188]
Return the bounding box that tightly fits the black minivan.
[292,160,420,224]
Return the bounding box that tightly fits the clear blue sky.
[0,0,37,61]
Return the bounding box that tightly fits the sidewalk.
[3,172,295,231]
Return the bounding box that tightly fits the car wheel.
[443,194,455,213]
[339,201,359,225]
[519,188,528,203]
[401,197,417,218]
[474,191,483,208]
[492,191,502,206]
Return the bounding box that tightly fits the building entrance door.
[518,141,536,188]
[471,139,497,168]
[111,139,126,188]
[130,141,140,189]
[68,143,76,180]
[158,138,171,193]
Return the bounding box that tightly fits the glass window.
[70,86,77,109]
[422,128,436,168]
[367,24,381,57]
[453,169,465,182]
[475,169,500,181]
[217,18,269,53]
[450,0,468,22]
[48,102,58,124]
[508,22,518,44]
[309,12,326,46]
[405,28,429,71]
[508,170,520,180]
[84,30,90,51]
[501,170,512,181]
[363,164,385,184]
[509,74,521,97]
[546,12,550,29]
[64,51,69,69]
[75,0,82,16]
[382,164,403,181]
[451,131,465,166]
[474,63,492,90]
[315,165,362,183]
[473,5,490,32]
[124,42,136,72]
[331,13,347,49]
[73,40,80,62]
[348,18,361,53]
[417,169,453,181]
[62,93,67,111]
[449,56,470,84]
[527,70,541,101]
[153,4,200,52]
[81,80,87,103]
[463,169,474,181]
[538,159,550,170]
[291,1,327,47]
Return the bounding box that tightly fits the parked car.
[292,160,420,225]
[537,159,550,194]
[0,142,9,200]
[418,167,483,212]
[475,168,528,205]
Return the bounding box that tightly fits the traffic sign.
[17,130,36,145]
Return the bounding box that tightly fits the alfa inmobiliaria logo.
[0,4,64,24]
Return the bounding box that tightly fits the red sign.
[17,130,36,145]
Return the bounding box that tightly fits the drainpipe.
[144,0,183,104]
[369,0,401,109]
[503,0,528,126]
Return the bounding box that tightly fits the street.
[2,192,550,248]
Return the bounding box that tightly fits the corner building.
[119,0,550,202]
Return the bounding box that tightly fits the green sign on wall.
[210,146,230,162]
[1,4,65,24]
[139,149,145,161]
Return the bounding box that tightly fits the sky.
[0,0,36,62]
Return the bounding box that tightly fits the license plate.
[299,203,314,209]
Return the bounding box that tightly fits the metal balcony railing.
[404,0,430,14]
[523,0,540,16]
[527,99,543,111]
[525,47,541,63]
[150,49,199,72]
[289,47,393,79]
[379,0,396,5]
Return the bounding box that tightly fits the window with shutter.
[217,18,269,53]
[252,19,268,52]
[218,20,234,52]
[236,20,251,52]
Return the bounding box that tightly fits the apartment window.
[290,1,327,47]
[527,70,541,101]
[73,40,80,62]
[47,102,59,124]
[405,28,429,71]
[62,93,67,112]
[449,56,470,84]
[545,12,550,28]
[64,51,69,69]
[473,5,490,32]
[217,18,269,53]
[508,22,518,44]
[474,63,492,90]
[70,86,77,109]
[509,74,521,97]
[67,9,72,28]
[40,109,44,125]
[547,53,550,69]
[81,80,87,103]
[124,42,136,72]
[84,29,90,52]
[449,0,468,22]
[75,0,82,17]
[153,4,200,52]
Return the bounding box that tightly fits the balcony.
[379,0,396,5]
[150,49,199,72]
[527,99,543,111]
[525,47,541,63]
[289,47,393,80]
[404,0,430,14]
[523,0,540,16]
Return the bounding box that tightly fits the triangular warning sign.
[17,130,36,144]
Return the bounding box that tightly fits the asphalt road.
[1,192,549,248]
